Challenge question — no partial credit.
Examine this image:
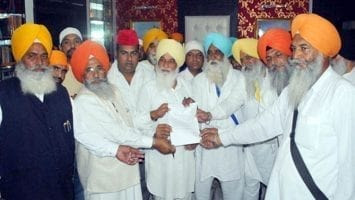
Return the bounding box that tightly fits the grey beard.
[204,57,231,87]
[242,61,265,99]
[15,62,57,95]
[155,67,178,91]
[85,78,115,101]
[268,65,291,96]
[147,53,157,66]
[331,58,348,75]
[287,55,323,109]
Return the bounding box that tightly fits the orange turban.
[49,50,68,68]
[291,13,341,57]
[11,23,52,62]
[70,40,110,83]
[143,28,168,52]
[257,28,292,64]
[170,32,184,43]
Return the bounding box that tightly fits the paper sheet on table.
[162,103,200,146]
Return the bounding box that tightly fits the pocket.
[294,116,319,151]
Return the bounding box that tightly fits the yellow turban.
[49,50,68,68]
[156,39,185,68]
[11,23,53,62]
[291,13,341,57]
[143,28,168,52]
[232,38,259,64]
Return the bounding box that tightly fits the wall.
[116,0,309,38]
[237,0,309,38]
[116,0,178,35]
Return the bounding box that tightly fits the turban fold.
[184,40,205,56]
[170,32,184,43]
[11,23,53,62]
[59,27,82,44]
[157,39,185,68]
[70,40,110,83]
[143,28,168,52]
[117,29,138,45]
[232,38,259,64]
[49,50,68,68]
[257,28,292,63]
[291,13,341,57]
[203,32,232,57]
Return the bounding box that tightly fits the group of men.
[0,12,354,200]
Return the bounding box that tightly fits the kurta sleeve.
[220,89,287,146]
[134,82,156,134]
[74,94,153,158]
[332,84,355,200]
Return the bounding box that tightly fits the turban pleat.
[203,32,232,57]
[157,39,185,68]
[143,28,168,52]
[50,50,68,68]
[232,38,259,64]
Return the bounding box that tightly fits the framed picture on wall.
[255,18,291,38]
[130,20,161,38]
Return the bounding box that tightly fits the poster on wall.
[130,20,161,38]
[256,18,291,38]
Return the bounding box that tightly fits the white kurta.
[138,60,156,80]
[220,66,355,200]
[238,72,279,185]
[74,87,153,198]
[107,60,154,118]
[135,77,196,199]
[343,67,355,85]
[192,66,247,181]
[178,68,195,83]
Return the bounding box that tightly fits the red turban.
[257,28,292,64]
[117,29,139,45]
[291,13,341,57]
[170,32,184,43]
[70,40,110,83]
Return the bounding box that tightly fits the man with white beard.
[331,54,355,84]
[191,32,247,200]
[139,28,168,79]
[201,13,355,200]
[0,23,74,199]
[232,38,280,200]
[135,39,196,200]
[70,40,175,200]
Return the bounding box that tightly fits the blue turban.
[203,32,232,57]
[230,37,237,45]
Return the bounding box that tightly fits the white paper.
[159,103,200,146]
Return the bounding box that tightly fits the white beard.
[155,67,178,91]
[331,57,348,75]
[204,57,231,87]
[242,61,265,99]
[85,78,115,101]
[268,64,291,96]
[15,62,57,95]
[288,54,324,108]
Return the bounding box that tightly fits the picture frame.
[130,20,161,38]
[255,18,291,38]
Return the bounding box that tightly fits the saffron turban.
[11,23,53,62]
[117,29,138,45]
[257,28,292,63]
[50,50,68,68]
[143,28,168,52]
[59,27,82,44]
[232,38,259,64]
[170,32,184,43]
[157,39,185,68]
[70,40,110,83]
[184,40,205,56]
[291,13,341,57]
[203,32,232,57]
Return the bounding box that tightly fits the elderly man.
[332,54,355,84]
[59,27,84,97]
[139,28,168,78]
[135,39,197,200]
[70,40,175,200]
[201,13,355,200]
[179,40,204,82]
[49,50,68,84]
[107,29,154,200]
[258,28,293,95]
[192,32,247,200]
[232,38,280,200]
[0,23,74,199]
